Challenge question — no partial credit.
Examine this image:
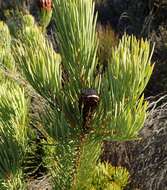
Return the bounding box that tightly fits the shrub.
[0,0,154,189]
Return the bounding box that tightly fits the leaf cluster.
[0,21,29,189]
[0,81,28,189]
[91,162,130,190]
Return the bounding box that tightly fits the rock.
[27,175,52,190]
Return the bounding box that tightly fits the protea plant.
[0,0,154,189]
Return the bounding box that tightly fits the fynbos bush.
[0,0,154,189]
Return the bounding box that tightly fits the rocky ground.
[27,176,52,190]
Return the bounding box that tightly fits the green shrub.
[0,0,154,189]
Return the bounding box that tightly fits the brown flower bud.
[37,0,53,11]
[79,89,99,131]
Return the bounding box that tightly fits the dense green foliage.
[0,0,155,189]
[91,162,129,190]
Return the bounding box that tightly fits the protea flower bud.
[37,0,53,31]
[38,0,52,11]
[79,89,99,132]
